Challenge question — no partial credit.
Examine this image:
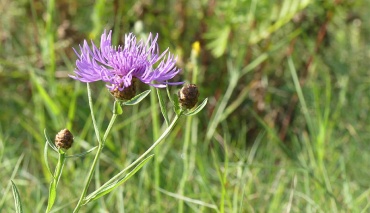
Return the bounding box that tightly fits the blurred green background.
[1,0,370,212]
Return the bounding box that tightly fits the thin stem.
[150,87,161,212]
[97,113,182,190]
[87,83,101,145]
[73,84,118,213]
[103,113,118,142]
[73,144,103,213]
[178,115,192,213]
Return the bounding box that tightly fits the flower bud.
[178,84,199,109]
[111,78,137,100]
[55,129,74,150]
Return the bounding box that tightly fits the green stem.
[45,152,66,213]
[97,112,182,191]
[73,144,104,213]
[73,84,118,213]
[103,113,118,143]
[150,87,161,212]
[87,83,101,145]
[45,0,56,95]
[178,115,192,213]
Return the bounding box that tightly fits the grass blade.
[11,181,23,213]
[158,188,218,210]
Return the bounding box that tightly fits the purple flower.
[70,30,183,91]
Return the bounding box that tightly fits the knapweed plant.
[11,30,207,212]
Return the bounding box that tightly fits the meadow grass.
[1,0,370,212]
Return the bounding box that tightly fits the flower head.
[178,84,199,109]
[70,30,183,92]
[55,129,74,150]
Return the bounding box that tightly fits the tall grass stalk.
[44,0,56,95]
[211,139,229,213]
[288,57,340,211]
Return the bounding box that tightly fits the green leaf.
[166,84,175,105]
[83,154,154,204]
[113,100,123,115]
[66,146,98,158]
[46,153,66,212]
[156,88,170,126]
[167,86,181,115]
[121,90,151,106]
[184,98,208,116]
[44,129,58,152]
[173,93,181,115]
[44,142,53,177]
[46,179,57,212]
[11,181,23,213]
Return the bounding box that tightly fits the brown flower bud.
[178,84,199,109]
[111,78,137,100]
[55,129,74,150]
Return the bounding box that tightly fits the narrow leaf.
[167,86,181,115]
[84,155,154,204]
[44,142,53,176]
[46,153,66,212]
[157,188,218,210]
[1,154,24,208]
[46,179,57,212]
[66,146,98,158]
[184,98,208,116]
[122,90,151,106]
[11,181,23,213]
[166,84,175,105]
[156,88,170,126]
[44,129,58,152]
[173,93,181,115]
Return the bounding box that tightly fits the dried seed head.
[178,84,199,109]
[111,78,137,100]
[55,129,74,150]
